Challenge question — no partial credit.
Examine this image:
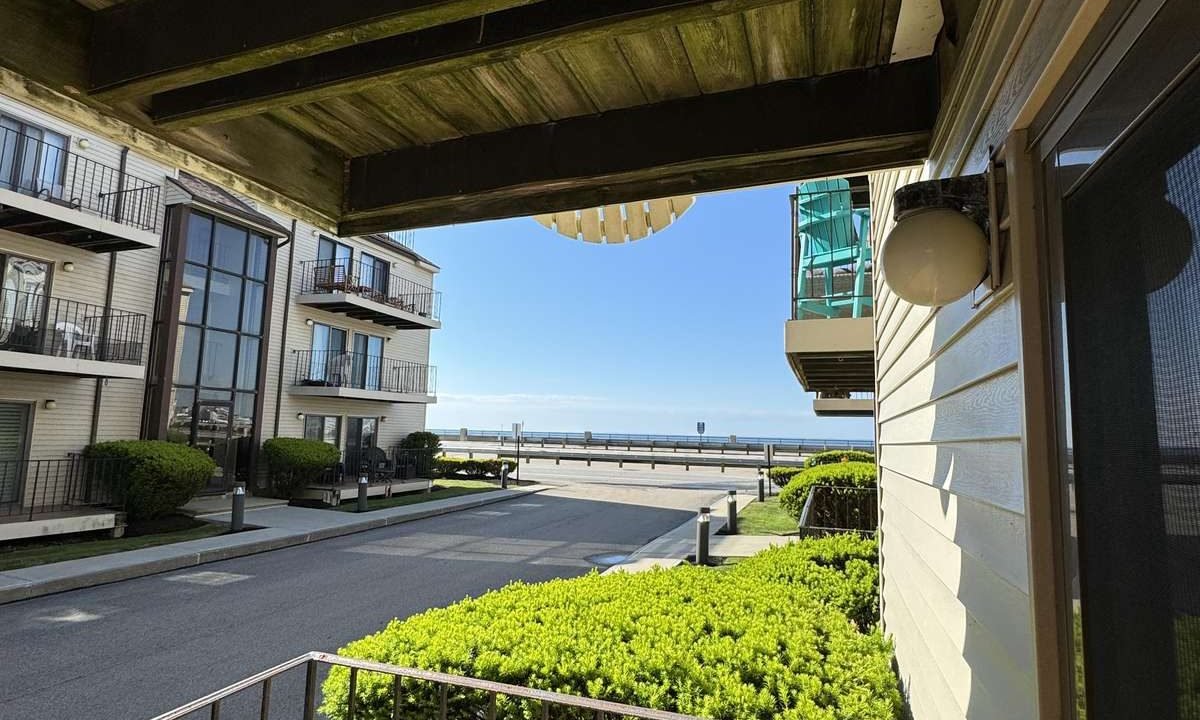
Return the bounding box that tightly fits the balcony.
[0,454,128,541]
[0,288,146,379]
[0,126,162,252]
[812,391,875,418]
[784,178,874,416]
[295,259,441,329]
[290,350,436,403]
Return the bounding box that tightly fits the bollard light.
[231,481,246,532]
[357,474,369,512]
[726,490,738,535]
[695,507,711,566]
[500,463,509,489]
[757,468,766,502]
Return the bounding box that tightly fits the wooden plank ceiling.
[4,0,943,233]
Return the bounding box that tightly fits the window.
[352,333,385,390]
[360,253,389,298]
[308,321,348,385]
[0,115,67,197]
[167,210,272,487]
[0,255,51,344]
[303,415,341,445]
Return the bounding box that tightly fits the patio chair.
[312,264,349,293]
[369,447,395,480]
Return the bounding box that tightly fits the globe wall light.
[880,175,991,307]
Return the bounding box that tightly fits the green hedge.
[398,431,442,453]
[83,440,215,521]
[262,437,341,497]
[768,465,804,488]
[321,544,898,720]
[434,456,515,479]
[733,534,879,631]
[803,449,875,469]
[779,461,876,520]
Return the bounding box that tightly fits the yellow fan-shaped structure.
[533,196,695,244]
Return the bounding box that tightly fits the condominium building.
[3,1,1197,718]
[0,96,438,534]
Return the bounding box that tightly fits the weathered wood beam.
[341,58,939,234]
[89,0,539,101]
[0,0,91,92]
[149,0,798,129]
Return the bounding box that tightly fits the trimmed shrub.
[262,437,341,498]
[779,461,876,520]
[733,534,879,630]
[398,431,441,454]
[433,456,514,479]
[803,449,875,469]
[768,465,804,488]
[320,561,899,720]
[83,440,215,521]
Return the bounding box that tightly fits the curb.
[0,486,548,606]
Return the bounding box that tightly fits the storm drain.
[586,553,630,567]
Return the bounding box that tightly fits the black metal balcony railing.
[297,259,441,320]
[310,447,437,487]
[797,485,878,538]
[0,125,163,232]
[294,350,436,395]
[0,455,129,520]
[0,288,146,364]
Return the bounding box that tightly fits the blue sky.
[415,183,872,440]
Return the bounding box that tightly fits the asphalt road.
[0,482,713,720]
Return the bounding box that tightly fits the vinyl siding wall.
[871,1,1091,717]
[0,93,172,460]
[0,93,436,497]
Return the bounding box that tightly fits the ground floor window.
[303,415,341,446]
[0,401,31,505]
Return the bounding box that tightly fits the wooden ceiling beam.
[148,0,797,129]
[89,0,539,101]
[340,58,939,234]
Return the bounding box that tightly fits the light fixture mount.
[880,173,992,307]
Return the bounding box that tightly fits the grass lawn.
[333,479,499,512]
[735,497,799,535]
[0,519,225,572]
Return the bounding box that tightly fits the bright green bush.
[803,449,875,469]
[261,437,341,497]
[320,562,900,720]
[768,465,804,488]
[779,461,876,520]
[398,431,441,453]
[83,440,215,521]
[434,456,514,479]
[733,535,879,631]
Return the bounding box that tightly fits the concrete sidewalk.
[603,494,798,574]
[0,485,550,606]
[603,491,749,573]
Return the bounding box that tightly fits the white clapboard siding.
[873,162,1035,716]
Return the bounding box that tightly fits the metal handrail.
[0,125,163,232]
[429,429,875,452]
[798,485,878,537]
[297,258,441,320]
[0,287,146,364]
[150,651,705,720]
[0,455,128,520]
[293,349,436,395]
